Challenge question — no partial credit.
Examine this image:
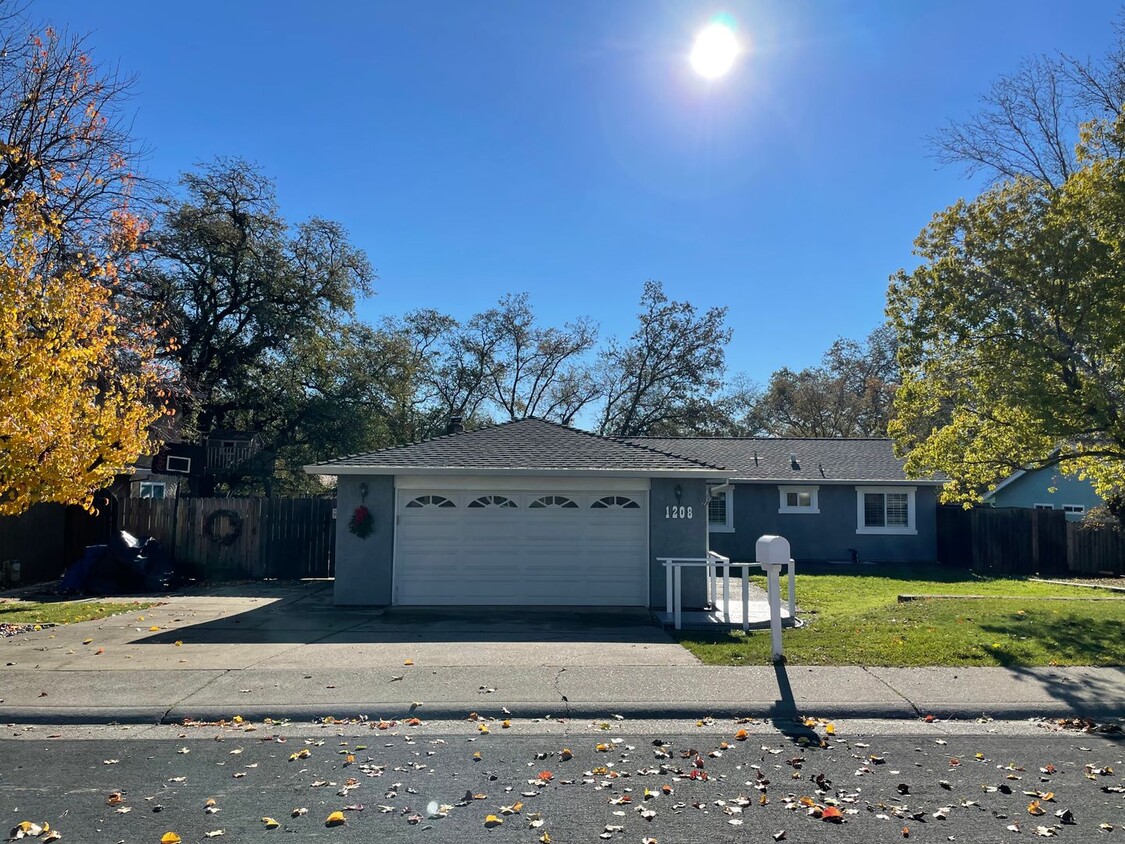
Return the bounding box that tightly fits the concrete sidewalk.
[2,581,1122,724]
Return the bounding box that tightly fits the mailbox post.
[755,535,791,662]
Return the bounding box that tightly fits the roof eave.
[981,469,1027,500]
[303,465,725,478]
[726,476,946,486]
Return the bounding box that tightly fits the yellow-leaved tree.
[0,24,170,514]
[0,192,166,514]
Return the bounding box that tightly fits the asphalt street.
[2,718,1122,843]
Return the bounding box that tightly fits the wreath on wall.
[349,505,374,539]
[204,508,243,546]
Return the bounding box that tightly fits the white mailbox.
[755,534,791,564]
[754,534,794,662]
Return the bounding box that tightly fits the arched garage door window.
[468,495,517,508]
[529,495,578,509]
[405,494,456,508]
[591,495,640,509]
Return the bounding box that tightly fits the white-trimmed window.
[856,486,916,535]
[707,488,734,532]
[1034,503,1055,510]
[165,455,192,474]
[778,485,819,514]
[1062,504,1085,515]
[139,482,165,499]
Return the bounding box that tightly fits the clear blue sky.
[44,0,1123,385]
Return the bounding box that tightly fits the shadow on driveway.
[134,580,677,646]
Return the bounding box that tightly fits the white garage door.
[393,489,649,606]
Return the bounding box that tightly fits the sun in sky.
[690,18,741,79]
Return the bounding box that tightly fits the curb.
[3,700,1123,726]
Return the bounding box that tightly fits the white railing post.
[741,564,749,632]
[673,565,682,630]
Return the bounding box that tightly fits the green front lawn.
[0,599,155,627]
[676,565,1125,667]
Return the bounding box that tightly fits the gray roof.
[306,418,723,475]
[619,436,933,483]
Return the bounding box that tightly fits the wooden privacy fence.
[119,497,335,581]
[938,505,1124,575]
[0,502,114,586]
[1067,522,1125,575]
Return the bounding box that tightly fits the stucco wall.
[333,474,395,605]
[707,482,938,564]
[648,477,710,609]
[989,468,1102,519]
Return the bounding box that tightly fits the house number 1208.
[665,506,693,519]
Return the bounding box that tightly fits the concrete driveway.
[1,580,699,672]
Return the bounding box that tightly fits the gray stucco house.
[305,418,942,608]
[982,466,1102,521]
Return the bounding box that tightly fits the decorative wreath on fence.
[204,508,243,546]
[349,505,374,539]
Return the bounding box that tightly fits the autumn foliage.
[0,28,167,515]
[0,192,164,514]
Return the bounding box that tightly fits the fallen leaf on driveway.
[9,821,48,839]
[821,806,844,823]
[325,811,346,826]
[161,834,182,844]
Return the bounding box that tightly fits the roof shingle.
[306,419,939,483]
[306,418,723,473]
[619,436,927,482]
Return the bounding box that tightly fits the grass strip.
[676,565,1125,667]
[0,599,156,626]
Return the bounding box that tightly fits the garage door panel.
[393,489,648,606]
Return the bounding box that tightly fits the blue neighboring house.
[981,466,1102,521]
[306,419,944,608]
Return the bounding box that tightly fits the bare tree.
[475,293,599,423]
[930,13,1125,189]
[596,281,732,437]
[0,20,147,250]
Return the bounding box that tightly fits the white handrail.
[658,555,746,632]
[658,554,797,659]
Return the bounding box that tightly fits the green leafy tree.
[888,115,1125,511]
[129,159,375,492]
[748,326,899,437]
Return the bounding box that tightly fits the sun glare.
[690,21,740,79]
